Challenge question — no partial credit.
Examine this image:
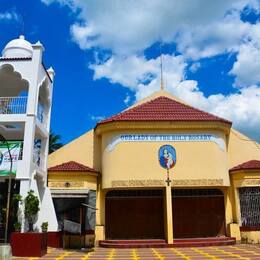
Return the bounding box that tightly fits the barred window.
[239,187,260,227]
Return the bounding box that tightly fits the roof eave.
[95,120,232,135]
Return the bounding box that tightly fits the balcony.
[0,96,27,114]
[0,97,48,127]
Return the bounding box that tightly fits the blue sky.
[0,0,260,143]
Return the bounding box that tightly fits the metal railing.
[239,187,260,227]
[0,96,27,114]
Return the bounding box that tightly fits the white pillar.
[165,184,173,244]
[19,179,30,232]
[22,117,36,179]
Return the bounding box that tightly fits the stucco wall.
[241,231,260,244]
[228,129,260,168]
[48,130,98,169]
[101,128,230,189]
[48,172,98,191]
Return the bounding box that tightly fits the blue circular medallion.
[158,145,176,170]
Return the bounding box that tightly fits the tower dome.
[2,35,33,58]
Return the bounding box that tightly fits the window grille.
[172,189,223,197]
[239,187,260,227]
[106,189,163,198]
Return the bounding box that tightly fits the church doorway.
[105,189,164,239]
[172,189,226,238]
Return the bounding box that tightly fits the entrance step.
[99,237,236,248]
[99,240,167,248]
[173,237,236,247]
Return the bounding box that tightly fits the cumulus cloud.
[230,23,260,87]
[91,53,260,141]
[42,0,260,140]
[90,54,186,99]
[175,13,251,59]
[43,0,258,55]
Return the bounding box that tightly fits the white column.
[22,117,36,179]
[19,179,30,232]
[165,184,173,244]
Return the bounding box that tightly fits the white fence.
[0,97,27,114]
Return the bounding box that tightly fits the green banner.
[0,141,21,176]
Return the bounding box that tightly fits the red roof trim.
[48,161,99,173]
[97,96,232,126]
[230,160,260,172]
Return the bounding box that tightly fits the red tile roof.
[48,161,99,173]
[98,96,231,125]
[230,160,260,172]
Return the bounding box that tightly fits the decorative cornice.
[172,179,224,186]
[48,171,99,177]
[111,178,224,188]
[49,181,85,189]
[95,121,231,135]
[240,179,260,187]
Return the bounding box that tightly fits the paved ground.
[13,244,260,260]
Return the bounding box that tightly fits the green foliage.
[12,194,23,204]
[24,190,40,232]
[14,222,21,232]
[49,131,63,154]
[41,221,48,232]
[34,131,63,154]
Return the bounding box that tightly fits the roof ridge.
[97,95,231,126]
[48,160,99,173]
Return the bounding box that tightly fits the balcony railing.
[0,96,27,114]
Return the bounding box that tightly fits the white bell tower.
[0,35,58,232]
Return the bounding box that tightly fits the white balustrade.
[0,96,27,114]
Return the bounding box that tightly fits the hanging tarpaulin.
[0,141,21,176]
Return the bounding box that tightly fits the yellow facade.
[48,171,98,191]
[48,91,260,244]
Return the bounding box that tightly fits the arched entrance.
[105,189,164,239]
[172,189,226,238]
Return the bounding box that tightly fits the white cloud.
[231,43,260,87]
[42,0,260,140]
[124,94,131,106]
[205,86,260,141]
[0,11,19,21]
[184,85,260,141]
[90,115,105,122]
[189,62,201,73]
[43,0,258,55]
[90,53,260,141]
[175,13,251,59]
[90,54,186,99]
[229,23,260,87]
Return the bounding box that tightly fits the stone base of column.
[0,244,12,260]
[95,225,105,245]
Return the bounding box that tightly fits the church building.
[48,90,260,247]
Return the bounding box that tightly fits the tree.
[24,190,39,232]
[49,131,63,154]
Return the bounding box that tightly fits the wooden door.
[172,189,226,238]
[105,190,164,239]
